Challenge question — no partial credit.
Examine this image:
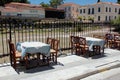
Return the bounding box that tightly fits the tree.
[40,2,50,7]
[49,0,64,8]
[97,0,100,3]
[0,0,30,6]
[78,16,83,21]
[118,0,120,4]
[111,16,120,33]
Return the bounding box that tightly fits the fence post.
[9,18,12,66]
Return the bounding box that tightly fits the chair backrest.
[10,42,16,58]
[53,39,59,51]
[79,37,87,45]
[71,36,80,45]
[105,33,113,40]
[114,34,120,41]
[46,37,54,49]
[93,34,104,39]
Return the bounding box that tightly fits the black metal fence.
[0,17,111,64]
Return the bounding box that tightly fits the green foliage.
[40,2,50,7]
[111,16,120,33]
[49,0,64,8]
[88,16,94,21]
[117,0,120,4]
[78,16,82,21]
[0,0,30,6]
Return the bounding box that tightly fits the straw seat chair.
[8,40,28,70]
[46,37,59,63]
[70,36,81,55]
[50,39,59,63]
[105,33,114,48]
[79,37,89,56]
[114,34,120,49]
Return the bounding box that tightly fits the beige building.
[58,3,80,19]
[58,2,120,22]
[0,2,45,18]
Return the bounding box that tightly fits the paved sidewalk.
[81,67,120,80]
[0,48,120,80]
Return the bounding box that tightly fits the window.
[92,8,94,14]
[119,8,120,14]
[72,7,74,10]
[88,8,91,14]
[68,7,71,11]
[106,7,108,12]
[109,16,111,21]
[105,16,107,21]
[98,7,101,12]
[83,9,85,13]
[115,8,117,13]
[80,9,82,13]
[114,16,116,19]
[76,8,78,12]
[109,8,111,12]
[98,16,100,21]
[69,13,71,17]
[65,7,67,11]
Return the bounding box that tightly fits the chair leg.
[25,56,29,69]
[55,53,57,63]
[13,58,17,70]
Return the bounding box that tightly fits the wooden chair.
[92,35,105,55]
[79,37,89,56]
[114,34,120,49]
[9,42,22,70]
[70,36,81,55]
[46,37,54,49]
[50,39,59,63]
[105,33,114,48]
[93,34,104,39]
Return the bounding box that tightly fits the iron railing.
[0,17,111,64]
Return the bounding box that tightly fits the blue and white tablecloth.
[16,42,50,58]
[86,37,105,51]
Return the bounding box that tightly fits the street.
[81,67,120,80]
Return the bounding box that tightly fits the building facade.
[58,2,120,22]
[58,3,80,19]
[0,2,45,18]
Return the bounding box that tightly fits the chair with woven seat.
[50,39,59,63]
[105,33,114,48]
[114,34,120,49]
[46,37,54,49]
[9,42,22,70]
[79,37,89,56]
[70,36,81,55]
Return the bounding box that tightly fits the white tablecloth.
[86,37,105,51]
[16,42,50,58]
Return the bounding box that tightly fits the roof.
[5,2,44,10]
[2,7,22,12]
[7,2,40,7]
[45,7,64,12]
[5,2,42,8]
[58,2,80,7]
[87,2,120,6]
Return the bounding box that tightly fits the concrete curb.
[68,61,120,80]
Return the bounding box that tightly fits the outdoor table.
[16,41,50,58]
[85,37,105,51]
[16,41,51,68]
